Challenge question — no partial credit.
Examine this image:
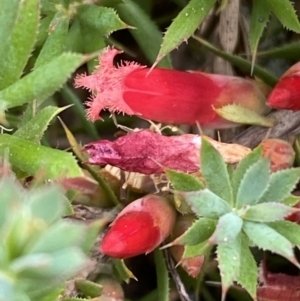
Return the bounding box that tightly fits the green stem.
[82,163,121,206]
[192,35,278,87]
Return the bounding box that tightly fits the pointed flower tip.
[267,61,300,111]
[74,46,143,122]
[101,195,176,259]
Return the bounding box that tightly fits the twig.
[231,110,300,148]
[163,249,193,301]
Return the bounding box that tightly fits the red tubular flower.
[75,47,268,128]
[101,195,176,259]
[267,62,300,110]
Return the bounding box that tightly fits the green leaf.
[117,0,172,68]
[182,240,211,259]
[171,218,217,246]
[232,147,262,201]
[12,248,86,279]
[28,222,86,253]
[265,0,300,33]
[35,12,69,68]
[0,0,39,90]
[209,212,243,245]
[0,53,86,109]
[183,189,232,219]
[66,19,83,53]
[236,158,270,208]
[258,168,300,203]
[35,15,54,48]
[217,234,241,298]
[243,221,299,266]
[166,169,205,214]
[79,22,106,73]
[242,202,296,222]
[282,194,300,206]
[27,185,73,223]
[267,220,300,246]
[14,106,70,143]
[154,248,169,301]
[165,169,205,191]
[249,0,270,73]
[154,0,217,65]
[0,134,84,179]
[258,41,300,60]
[77,4,128,36]
[214,104,276,127]
[112,259,137,283]
[200,137,233,205]
[236,234,257,299]
[0,177,24,228]
[75,280,102,298]
[192,35,278,87]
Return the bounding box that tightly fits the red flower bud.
[267,62,300,110]
[260,139,295,172]
[75,47,268,128]
[170,215,204,278]
[101,195,176,259]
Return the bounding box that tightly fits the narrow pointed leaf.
[243,202,297,222]
[80,22,106,72]
[201,137,233,205]
[243,221,299,266]
[14,106,70,143]
[265,0,300,33]
[258,168,300,203]
[28,222,86,253]
[249,0,270,72]
[75,280,102,298]
[172,218,217,246]
[0,0,19,66]
[183,189,231,218]
[217,235,241,298]
[112,259,137,283]
[192,35,278,87]
[154,0,217,65]
[0,0,39,89]
[282,195,300,206]
[236,158,270,208]
[154,248,169,301]
[258,41,300,60]
[165,169,205,191]
[237,234,257,299]
[26,186,73,223]
[166,169,205,213]
[232,147,262,201]
[35,12,69,68]
[183,240,211,259]
[35,15,53,48]
[209,212,243,245]
[267,220,300,246]
[214,104,275,127]
[77,4,128,36]
[0,134,83,179]
[0,53,85,109]
[117,0,171,67]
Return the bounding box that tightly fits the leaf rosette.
[166,137,300,300]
